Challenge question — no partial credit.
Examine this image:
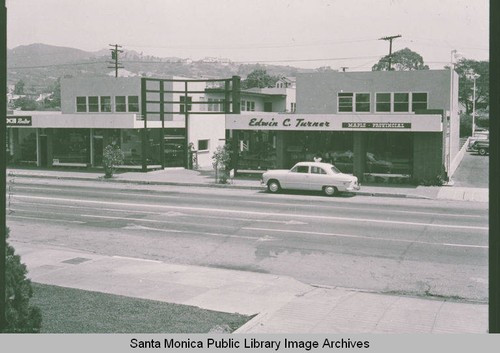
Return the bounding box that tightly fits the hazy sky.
[6,0,489,70]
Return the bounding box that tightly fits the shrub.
[3,228,42,333]
[212,144,232,184]
[103,143,125,178]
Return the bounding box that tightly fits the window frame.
[76,96,87,112]
[337,92,371,113]
[411,92,428,112]
[100,96,112,112]
[128,96,139,112]
[394,92,410,112]
[375,93,392,113]
[115,96,127,112]
[197,139,209,151]
[88,96,99,112]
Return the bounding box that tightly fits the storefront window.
[52,129,90,164]
[236,130,277,170]
[366,132,412,175]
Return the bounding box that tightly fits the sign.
[342,122,411,129]
[7,116,32,126]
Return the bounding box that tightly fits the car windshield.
[331,165,342,174]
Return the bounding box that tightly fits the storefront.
[227,112,444,182]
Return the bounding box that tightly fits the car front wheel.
[479,148,487,156]
[324,186,338,196]
[267,180,281,193]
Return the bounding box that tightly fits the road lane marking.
[12,195,489,231]
[7,215,86,224]
[242,227,488,249]
[9,205,308,226]
[11,185,485,219]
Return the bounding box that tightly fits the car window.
[311,166,327,174]
[331,165,342,174]
[291,165,309,173]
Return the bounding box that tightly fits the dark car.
[470,140,489,156]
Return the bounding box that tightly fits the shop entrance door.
[93,136,103,166]
[164,136,185,167]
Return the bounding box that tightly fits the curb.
[8,172,433,199]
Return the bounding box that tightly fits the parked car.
[261,161,360,196]
[329,151,393,173]
[470,140,489,156]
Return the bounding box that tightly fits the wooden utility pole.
[379,35,401,70]
[108,44,124,77]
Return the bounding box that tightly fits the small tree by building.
[3,228,42,333]
[212,144,232,184]
[103,143,124,178]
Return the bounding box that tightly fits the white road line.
[7,215,86,224]
[242,227,488,249]
[12,195,489,231]
[12,185,485,219]
[9,203,308,225]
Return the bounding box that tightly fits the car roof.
[294,161,333,168]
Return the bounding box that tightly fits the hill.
[7,43,311,95]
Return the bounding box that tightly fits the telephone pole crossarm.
[379,34,402,71]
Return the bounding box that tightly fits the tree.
[13,79,25,95]
[452,58,489,115]
[212,144,232,184]
[241,69,279,89]
[372,48,429,71]
[3,228,42,333]
[12,97,38,111]
[103,143,124,178]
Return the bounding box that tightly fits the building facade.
[227,69,459,183]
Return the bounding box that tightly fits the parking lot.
[452,150,489,188]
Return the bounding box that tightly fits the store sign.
[7,116,32,126]
[342,122,411,129]
[248,117,331,128]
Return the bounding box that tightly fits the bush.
[103,143,125,178]
[3,228,42,333]
[212,144,232,184]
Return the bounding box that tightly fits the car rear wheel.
[324,186,338,196]
[479,148,487,156]
[267,180,281,193]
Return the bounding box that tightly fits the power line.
[7,61,108,70]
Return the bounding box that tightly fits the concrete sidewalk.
[13,241,487,334]
[7,167,488,202]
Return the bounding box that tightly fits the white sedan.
[261,161,360,196]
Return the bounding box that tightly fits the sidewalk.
[13,241,487,333]
[7,167,488,202]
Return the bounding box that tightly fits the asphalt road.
[6,179,488,302]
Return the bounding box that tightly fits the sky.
[6,0,489,70]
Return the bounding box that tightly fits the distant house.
[275,76,296,88]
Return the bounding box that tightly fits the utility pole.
[379,35,401,71]
[1,0,7,333]
[108,44,124,78]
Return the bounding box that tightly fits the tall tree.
[372,48,429,71]
[13,79,25,95]
[241,69,279,89]
[452,58,489,115]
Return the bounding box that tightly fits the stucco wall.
[188,114,226,169]
[296,70,452,114]
[61,77,141,114]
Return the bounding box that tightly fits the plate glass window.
[115,96,126,112]
[88,96,99,112]
[376,93,391,112]
[76,96,87,112]
[338,93,353,112]
[412,92,428,111]
[394,93,409,112]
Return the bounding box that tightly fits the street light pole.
[472,74,479,137]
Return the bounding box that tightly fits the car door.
[309,166,330,191]
[283,165,310,190]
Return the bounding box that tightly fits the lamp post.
[471,73,480,137]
